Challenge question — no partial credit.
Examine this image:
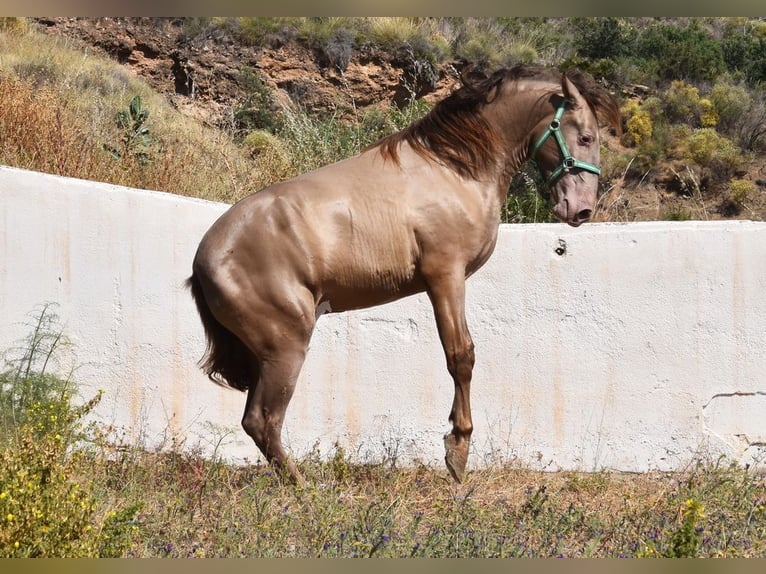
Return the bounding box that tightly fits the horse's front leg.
[426,272,475,483]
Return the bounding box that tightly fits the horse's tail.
[186,272,257,392]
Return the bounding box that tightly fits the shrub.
[571,17,632,60]
[103,95,153,167]
[237,17,295,47]
[661,206,692,221]
[455,32,503,68]
[684,128,740,172]
[710,77,752,135]
[624,106,653,147]
[502,163,556,224]
[243,129,291,184]
[722,26,766,85]
[728,178,756,205]
[321,28,356,71]
[242,129,282,157]
[233,67,281,138]
[0,306,139,557]
[273,97,431,179]
[0,17,26,33]
[735,87,766,152]
[368,17,419,48]
[698,98,718,128]
[665,498,705,557]
[635,22,725,83]
[663,80,701,125]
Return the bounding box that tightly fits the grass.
[46,447,766,558]
[2,308,765,557]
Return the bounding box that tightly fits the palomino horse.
[188,65,621,484]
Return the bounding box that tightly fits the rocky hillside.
[34,17,458,127]
[32,17,766,223]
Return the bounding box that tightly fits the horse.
[187,64,621,485]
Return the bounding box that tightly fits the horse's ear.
[561,73,586,108]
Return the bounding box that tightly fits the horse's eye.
[578,133,594,146]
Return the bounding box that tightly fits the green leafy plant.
[665,498,705,557]
[502,163,556,224]
[635,22,725,83]
[103,95,153,166]
[1,304,70,435]
[233,68,281,137]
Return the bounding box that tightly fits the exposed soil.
[32,17,766,222]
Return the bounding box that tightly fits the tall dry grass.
[0,23,261,203]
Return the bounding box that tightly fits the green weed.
[0,306,139,557]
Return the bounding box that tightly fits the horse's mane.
[375,64,621,180]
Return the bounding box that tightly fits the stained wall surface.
[2,166,765,471]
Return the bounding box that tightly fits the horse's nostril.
[576,209,592,223]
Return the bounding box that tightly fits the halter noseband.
[531,99,601,186]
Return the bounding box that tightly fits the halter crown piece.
[531,99,601,186]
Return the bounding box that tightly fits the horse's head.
[531,74,616,227]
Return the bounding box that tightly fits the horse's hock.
[2,167,766,474]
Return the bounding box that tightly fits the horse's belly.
[319,260,425,312]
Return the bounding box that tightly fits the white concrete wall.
[2,165,765,472]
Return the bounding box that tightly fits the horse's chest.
[465,228,500,277]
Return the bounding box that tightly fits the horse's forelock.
[562,69,622,135]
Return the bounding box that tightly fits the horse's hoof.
[443,433,468,483]
[272,457,307,488]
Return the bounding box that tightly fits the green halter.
[531,100,601,186]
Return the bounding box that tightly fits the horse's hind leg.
[242,345,308,486]
[235,293,315,487]
[426,271,475,483]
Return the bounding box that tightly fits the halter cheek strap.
[531,100,601,186]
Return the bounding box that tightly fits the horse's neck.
[486,88,553,184]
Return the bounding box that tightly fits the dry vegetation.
[0,22,260,203]
[4,17,766,223]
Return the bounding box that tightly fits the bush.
[722,26,766,85]
[0,306,139,557]
[635,22,725,83]
[571,17,633,60]
[728,178,756,205]
[684,128,740,173]
[622,100,654,147]
[502,163,556,224]
[698,98,718,128]
[233,67,281,138]
[455,32,503,68]
[368,17,419,49]
[663,80,702,125]
[0,17,26,33]
[273,98,431,179]
[710,77,752,135]
[237,17,295,47]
